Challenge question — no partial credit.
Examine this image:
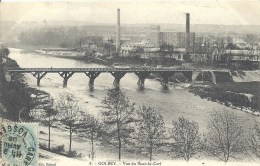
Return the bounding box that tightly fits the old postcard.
[0,0,260,165]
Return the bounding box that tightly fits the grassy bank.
[189,82,260,113]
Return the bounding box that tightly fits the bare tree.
[248,123,260,159]
[57,93,83,154]
[206,111,245,162]
[41,97,57,150]
[136,105,165,161]
[171,117,202,161]
[29,94,58,150]
[79,114,101,160]
[101,88,136,160]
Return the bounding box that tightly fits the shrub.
[39,143,48,150]
[68,150,82,158]
[51,145,65,154]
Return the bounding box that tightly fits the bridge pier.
[32,72,47,86]
[9,68,195,90]
[85,72,101,91]
[58,72,74,87]
[110,71,126,88]
[182,71,193,82]
[160,72,172,90]
[134,72,151,90]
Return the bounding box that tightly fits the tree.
[206,111,245,162]
[171,117,202,161]
[0,47,10,57]
[159,42,174,58]
[136,105,165,161]
[57,93,83,154]
[44,98,58,150]
[84,49,95,57]
[225,43,238,50]
[101,88,136,160]
[32,95,58,150]
[79,114,101,160]
[2,83,42,121]
[129,47,144,58]
[104,42,115,55]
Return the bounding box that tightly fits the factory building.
[120,40,160,57]
[159,31,195,50]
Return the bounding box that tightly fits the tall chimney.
[116,8,120,52]
[185,13,190,54]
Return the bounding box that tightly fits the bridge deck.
[9,68,194,73]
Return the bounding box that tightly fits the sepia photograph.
[0,0,260,165]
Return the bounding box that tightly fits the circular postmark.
[2,123,38,166]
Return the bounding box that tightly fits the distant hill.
[159,24,260,34]
[3,21,260,34]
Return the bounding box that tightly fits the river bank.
[189,82,260,115]
[6,48,260,163]
[0,53,49,121]
[8,48,260,128]
[31,48,260,116]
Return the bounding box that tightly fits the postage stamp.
[1,123,38,166]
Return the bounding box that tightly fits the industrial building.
[120,40,160,58]
[146,13,194,60]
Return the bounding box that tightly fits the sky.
[1,0,260,25]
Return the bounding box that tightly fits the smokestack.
[185,13,190,54]
[116,8,120,52]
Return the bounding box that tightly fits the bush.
[39,143,48,150]
[67,150,82,158]
[51,145,65,154]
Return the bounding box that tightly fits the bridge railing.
[8,67,194,72]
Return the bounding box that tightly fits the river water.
[9,48,260,132]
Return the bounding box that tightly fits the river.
[9,48,260,132]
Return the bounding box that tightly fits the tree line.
[32,88,260,162]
